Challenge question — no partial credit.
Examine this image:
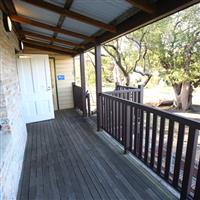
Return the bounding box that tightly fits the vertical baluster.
[115,99,117,140]
[103,96,105,130]
[157,117,165,174]
[116,99,119,140]
[139,85,144,104]
[133,107,138,155]
[106,97,108,132]
[165,119,174,180]
[104,97,106,131]
[118,101,121,142]
[138,90,141,104]
[123,91,125,99]
[127,92,130,101]
[102,96,105,130]
[139,110,144,159]
[129,106,133,152]
[181,128,198,200]
[173,123,185,188]
[120,101,123,143]
[144,112,150,163]
[108,98,112,135]
[101,95,103,128]
[150,114,158,168]
[111,98,114,136]
[122,103,125,144]
[137,91,140,103]
[134,92,137,102]
[194,156,200,200]
[123,103,128,153]
[111,98,113,134]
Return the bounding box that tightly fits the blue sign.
[57,75,65,80]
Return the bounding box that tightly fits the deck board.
[17,109,177,200]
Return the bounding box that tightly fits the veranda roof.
[1,0,199,55]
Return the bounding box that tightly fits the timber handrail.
[100,92,200,200]
[115,84,138,90]
[101,93,199,128]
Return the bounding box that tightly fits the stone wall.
[0,11,27,199]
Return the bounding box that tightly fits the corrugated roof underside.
[12,0,149,53]
[62,17,100,36]
[70,0,133,23]
[56,33,84,44]
[13,0,59,26]
[21,24,54,36]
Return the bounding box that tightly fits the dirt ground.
[144,86,200,121]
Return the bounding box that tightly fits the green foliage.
[151,4,200,86]
[76,4,200,91]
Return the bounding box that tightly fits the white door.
[17,55,55,123]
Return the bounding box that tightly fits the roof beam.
[10,15,95,41]
[126,0,155,14]
[21,0,116,32]
[24,42,71,55]
[23,39,78,54]
[51,0,74,44]
[20,30,84,48]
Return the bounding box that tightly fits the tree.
[153,5,200,110]
[84,4,200,111]
[103,29,152,86]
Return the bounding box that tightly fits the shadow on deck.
[17,109,177,200]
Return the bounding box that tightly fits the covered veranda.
[17,109,177,200]
[0,0,200,200]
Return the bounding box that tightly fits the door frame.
[49,57,60,110]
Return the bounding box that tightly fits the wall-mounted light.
[19,41,24,50]
[3,13,12,32]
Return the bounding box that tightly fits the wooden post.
[95,45,102,131]
[80,53,87,116]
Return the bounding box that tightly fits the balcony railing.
[107,84,143,104]
[72,83,90,116]
[99,92,200,200]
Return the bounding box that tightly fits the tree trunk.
[173,82,193,111]
[124,74,130,86]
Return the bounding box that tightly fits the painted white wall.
[54,55,75,110]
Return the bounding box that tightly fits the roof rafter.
[20,30,84,48]
[51,0,74,44]
[126,0,155,14]
[23,39,77,54]
[10,15,95,41]
[21,0,116,33]
[24,42,72,55]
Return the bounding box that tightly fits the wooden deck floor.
[17,109,177,200]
